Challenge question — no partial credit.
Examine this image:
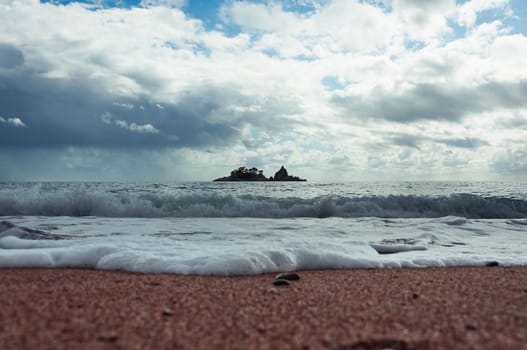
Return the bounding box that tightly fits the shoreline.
[1,266,526,349]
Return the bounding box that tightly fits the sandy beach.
[0,267,526,349]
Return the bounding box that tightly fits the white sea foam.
[1,182,525,275]
[0,216,526,275]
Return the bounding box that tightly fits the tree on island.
[214,166,306,182]
[221,166,268,181]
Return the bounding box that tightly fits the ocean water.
[1,181,526,275]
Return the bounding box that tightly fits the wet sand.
[0,267,526,349]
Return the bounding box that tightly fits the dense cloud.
[0,57,300,150]
[334,80,527,122]
[492,150,527,175]
[0,43,24,69]
[0,0,526,181]
[437,137,489,149]
[382,132,488,150]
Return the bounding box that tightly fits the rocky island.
[214,166,306,182]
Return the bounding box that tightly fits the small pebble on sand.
[275,272,300,281]
[97,332,118,342]
[273,279,291,286]
[162,308,174,316]
[267,287,278,294]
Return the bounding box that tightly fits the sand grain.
[1,267,526,349]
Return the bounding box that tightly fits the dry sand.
[0,267,526,349]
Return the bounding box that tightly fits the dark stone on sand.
[273,279,291,286]
[276,272,300,281]
[267,287,278,294]
[97,332,118,342]
[486,261,499,267]
[465,324,477,331]
[347,338,427,350]
[162,308,174,316]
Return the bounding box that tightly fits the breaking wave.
[1,189,526,218]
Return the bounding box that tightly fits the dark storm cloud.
[328,155,352,166]
[436,137,488,149]
[0,70,179,149]
[390,133,422,148]
[0,148,176,181]
[503,117,527,128]
[381,132,488,150]
[334,80,527,122]
[0,48,300,151]
[124,70,169,91]
[0,43,24,69]
[492,150,527,175]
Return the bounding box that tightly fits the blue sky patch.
[322,76,347,91]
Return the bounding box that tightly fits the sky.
[0,0,526,182]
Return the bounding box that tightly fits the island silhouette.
[214,166,306,182]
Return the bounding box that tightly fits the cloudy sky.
[1,0,526,181]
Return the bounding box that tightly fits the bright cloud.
[0,0,526,181]
[456,0,511,27]
[0,116,26,127]
[115,120,160,134]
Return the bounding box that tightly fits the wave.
[1,188,526,218]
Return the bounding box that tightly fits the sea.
[1,181,526,275]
